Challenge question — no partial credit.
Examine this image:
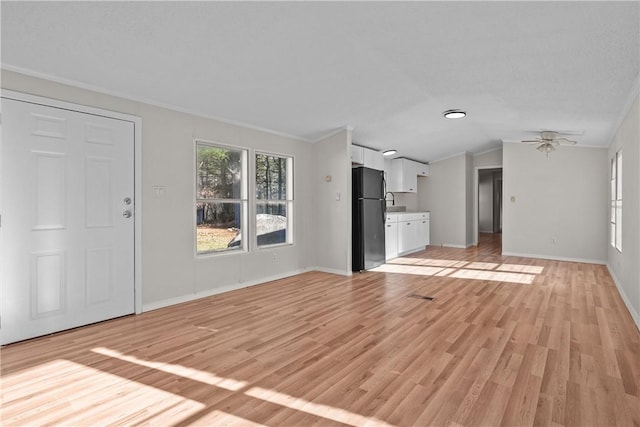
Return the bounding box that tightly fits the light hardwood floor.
[2,234,639,426]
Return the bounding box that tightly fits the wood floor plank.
[2,233,639,426]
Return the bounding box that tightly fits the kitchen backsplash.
[393,192,418,211]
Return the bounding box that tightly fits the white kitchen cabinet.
[385,212,429,260]
[351,145,364,165]
[385,215,398,261]
[351,145,384,171]
[397,212,430,255]
[416,162,430,176]
[387,158,418,193]
[417,217,430,246]
[398,220,416,254]
[387,158,430,192]
[363,147,384,171]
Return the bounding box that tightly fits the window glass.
[197,145,243,199]
[255,153,293,247]
[196,142,247,254]
[610,150,622,251]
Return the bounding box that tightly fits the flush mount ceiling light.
[443,109,466,119]
[382,149,397,156]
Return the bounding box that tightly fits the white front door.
[1,97,135,344]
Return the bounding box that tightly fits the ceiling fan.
[521,131,577,157]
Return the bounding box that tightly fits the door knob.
[124,197,132,205]
[123,210,132,218]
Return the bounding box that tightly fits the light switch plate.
[153,186,166,198]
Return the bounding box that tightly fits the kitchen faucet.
[385,191,395,206]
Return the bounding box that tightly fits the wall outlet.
[551,236,557,244]
[272,252,278,262]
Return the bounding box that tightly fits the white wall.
[607,94,640,329]
[393,192,419,211]
[418,153,467,247]
[2,70,318,309]
[313,129,352,275]
[502,142,608,263]
[473,148,503,168]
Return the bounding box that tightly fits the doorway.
[477,168,503,244]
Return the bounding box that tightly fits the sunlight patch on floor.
[245,387,395,427]
[200,410,266,426]
[465,262,500,270]
[372,260,542,284]
[0,358,205,426]
[497,264,544,274]
[91,348,387,426]
[448,269,535,284]
[92,347,248,391]
[392,257,469,268]
[372,263,446,276]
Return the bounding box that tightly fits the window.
[255,153,293,247]
[610,149,622,251]
[196,142,247,254]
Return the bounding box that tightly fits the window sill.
[257,242,293,250]
[196,248,247,258]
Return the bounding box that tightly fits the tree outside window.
[196,142,247,254]
[255,153,293,247]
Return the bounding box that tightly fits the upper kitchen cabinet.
[363,148,384,171]
[387,158,428,192]
[351,145,384,171]
[351,145,364,165]
[415,162,430,177]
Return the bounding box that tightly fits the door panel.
[1,98,135,344]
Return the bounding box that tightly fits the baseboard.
[398,247,425,256]
[501,251,606,265]
[606,264,640,331]
[313,266,353,276]
[142,267,314,312]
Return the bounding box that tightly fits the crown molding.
[2,64,313,143]
[606,73,640,147]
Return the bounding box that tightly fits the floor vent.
[408,294,435,301]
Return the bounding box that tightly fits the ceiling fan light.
[382,149,397,156]
[443,109,466,119]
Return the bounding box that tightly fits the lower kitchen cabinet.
[385,212,430,260]
[385,219,398,261]
[417,217,430,248]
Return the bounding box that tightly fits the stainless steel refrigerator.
[352,167,386,271]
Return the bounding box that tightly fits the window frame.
[610,149,622,252]
[194,139,248,256]
[254,151,294,249]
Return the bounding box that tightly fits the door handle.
[122,210,132,218]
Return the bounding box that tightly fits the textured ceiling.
[2,1,638,162]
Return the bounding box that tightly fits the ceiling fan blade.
[521,139,542,143]
[555,138,577,145]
